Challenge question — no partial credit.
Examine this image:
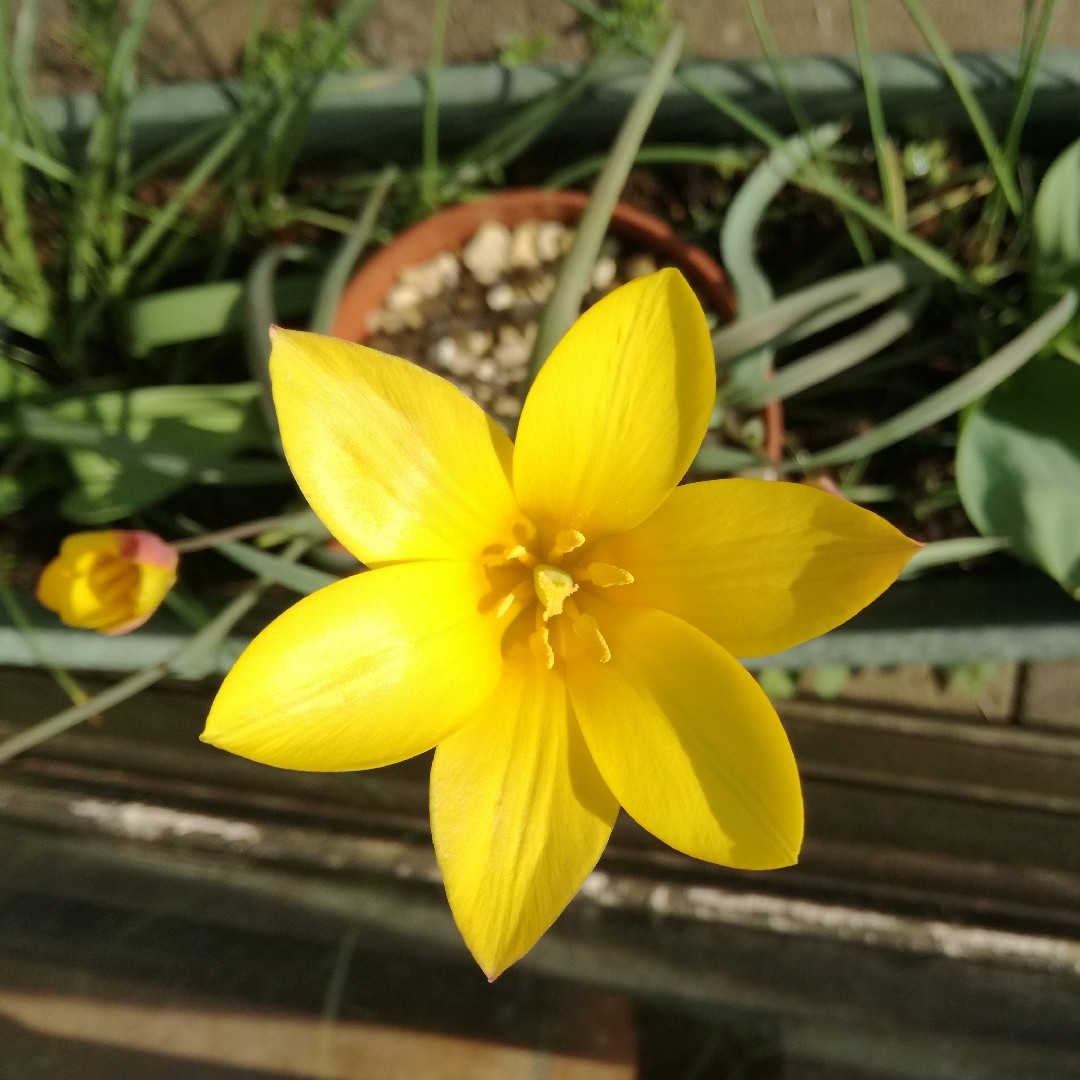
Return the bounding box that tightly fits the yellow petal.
[430,646,617,979]
[101,562,177,635]
[513,269,715,541]
[565,595,803,869]
[586,478,920,659]
[203,561,505,770]
[271,329,532,566]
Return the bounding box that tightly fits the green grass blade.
[546,144,760,190]
[792,288,1077,471]
[67,0,157,303]
[452,41,623,193]
[0,130,74,183]
[849,0,906,228]
[562,0,974,287]
[109,116,252,294]
[900,0,1022,216]
[11,0,39,98]
[422,0,451,209]
[747,0,876,267]
[309,165,397,335]
[745,0,812,131]
[528,24,684,380]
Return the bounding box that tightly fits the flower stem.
[171,509,324,553]
[0,538,310,764]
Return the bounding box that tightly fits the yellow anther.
[534,563,578,621]
[503,544,538,569]
[556,529,585,553]
[529,626,554,669]
[547,529,586,563]
[573,613,611,663]
[586,562,634,587]
[494,578,532,618]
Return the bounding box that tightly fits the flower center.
[490,530,634,671]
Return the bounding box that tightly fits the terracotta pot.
[331,188,783,463]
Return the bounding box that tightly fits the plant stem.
[528,24,684,381]
[0,538,310,764]
[171,509,324,553]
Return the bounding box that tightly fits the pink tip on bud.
[268,324,281,340]
[117,529,179,571]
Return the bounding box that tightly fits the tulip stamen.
[529,608,554,669]
[494,578,533,618]
[576,562,634,587]
[572,612,611,663]
[546,529,585,564]
[504,544,539,569]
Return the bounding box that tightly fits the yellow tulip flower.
[203,269,918,977]
[37,530,178,635]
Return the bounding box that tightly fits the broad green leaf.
[1033,138,1080,276]
[957,356,1080,597]
[19,383,284,523]
[127,275,318,357]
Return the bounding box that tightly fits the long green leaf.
[721,123,843,397]
[0,130,74,183]
[176,516,338,594]
[528,25,685,380]
[209,539,338,595]
[898,536,1011,579]
[792,289,1077,471]
[127,274,319,357]
[245,244,310,440]
[729,287,927,410]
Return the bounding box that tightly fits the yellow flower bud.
[37,530,178,635]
